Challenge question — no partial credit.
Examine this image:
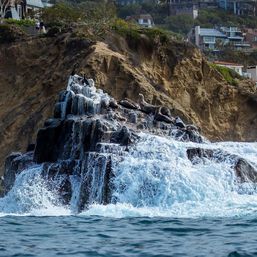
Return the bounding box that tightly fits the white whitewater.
[0,165,70,216]
[0,133,257,218]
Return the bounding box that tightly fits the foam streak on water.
[1,133,257,218]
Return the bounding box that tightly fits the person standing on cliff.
[39,21,46,34]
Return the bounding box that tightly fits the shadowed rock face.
[4,75,203,211]
[186,148,257,183]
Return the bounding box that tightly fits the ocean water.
[1,135,257,257]
[1,215,257,257]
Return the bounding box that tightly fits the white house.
[195,26,227,50]
[247,66,257,85]
[126,14,154,28]
[6,0,47,20]
[213,61,244,76]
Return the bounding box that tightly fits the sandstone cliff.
[0,31,256,174]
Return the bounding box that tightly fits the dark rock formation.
[4,152,33,193]
[3,75,203,212]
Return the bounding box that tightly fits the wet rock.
[235,158,257,183]
[119,99,139,110]
[111,126,131,146]
[109,99,118,109]
[4,152,34,193]
[128,111,137,124]
[54,102,62,118]
[187,147,257,182]
[175,117,186,129]
[26,144,35,152]
[34,120,63,163]
[4,75,206,210]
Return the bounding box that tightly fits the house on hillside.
[194,26,250,51]
[5,0,46,20]
[167,0,199,19]
[115,0,145,5]
[126,14,154,28]
[219,26,250,49]
[247,66,257,84]
[195,26,227,50]
[213,61,244,75]
[218,0,257,16]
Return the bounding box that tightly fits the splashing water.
[1,133,257,218]
[86,134,257,218]
[0,166,70,216]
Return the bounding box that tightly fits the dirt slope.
[0,32,256,174]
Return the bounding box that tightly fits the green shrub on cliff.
[112,19,140,39]
[41,3,82,27]
[41,2,116,37]
[112,19,180,43]
[5,19,35,27]
[210,63,242,86]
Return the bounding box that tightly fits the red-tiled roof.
[213,61,243,67]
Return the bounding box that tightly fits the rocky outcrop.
[3,75,203,211]
[0,30,256,176]
[187,147,257,183]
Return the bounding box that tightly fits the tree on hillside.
[0,0,20,19]
[164,14,194,35]
[0,0,10,18]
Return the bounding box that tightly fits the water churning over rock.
[2,75,257,215]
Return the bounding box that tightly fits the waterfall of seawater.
[1,133,257,218]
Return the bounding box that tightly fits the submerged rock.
[186,147,257,183]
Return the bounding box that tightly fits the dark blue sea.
[1,215,257,257]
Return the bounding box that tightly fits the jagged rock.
[138,93,175,125]
[26,144,35,152]
[109,99,118,109]
[4,152,33,193]
[54,103,62,118]
[235,158,257,183]
[187,147,257,182]
[42,160,76,205]
[128,111,137,124]
[34,120,63,163]
[3,75,204,210]
[175,117,186,129]
[119,99,139,110]
[111,126,131,146]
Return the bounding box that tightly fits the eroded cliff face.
[0,31,256,174]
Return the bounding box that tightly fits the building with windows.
[116,0,145,5]
[195,26,227,50]
[126,14,154,28]
[5,0,48,20]
[169,1,199,19]
[194,26,250,51]
[247,66,257,84]
[218,0,257,16]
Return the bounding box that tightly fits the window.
[17,5,22,18]
[203,36,215,43]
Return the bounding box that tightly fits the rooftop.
[214,61,244,67]
[26,0,44,8]
[200,28,226,37]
